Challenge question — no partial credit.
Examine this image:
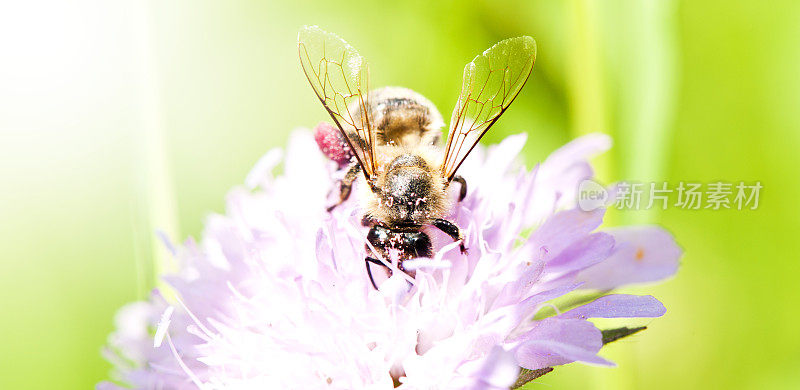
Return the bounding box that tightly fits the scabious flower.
[100,130,680,390]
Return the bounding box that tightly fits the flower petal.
[524,133,612,223]
[482,283,581,337]
[244,148,283,190]
[513,318,612,370]
[544,232,615,275]
[577,226,681,290]
[522,208,606,264]
[457,346,521,389]
[559,294,666,320]
[545,133,612,173]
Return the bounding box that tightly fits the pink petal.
[481,283,582,340]
[513,318,612,370]
[544,232,615,275]
[577,226,681,290]
[544,133,612,173]
[525,134,612,222]
[523,208,606,263]
[457,346,521,389]
[559,294,666,320]
[517,340,614,369]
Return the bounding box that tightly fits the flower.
[99,131,680,389]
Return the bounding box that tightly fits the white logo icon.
[578,180,609,211]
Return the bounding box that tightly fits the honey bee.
[314,86,447,208]
[299,26,536,288]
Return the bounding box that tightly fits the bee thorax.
[374,152,440,223]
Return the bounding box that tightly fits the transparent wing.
[298,25,377,178]
[441,36,537,181]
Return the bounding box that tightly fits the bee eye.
[367,227,389,246]
[410,234,431,257]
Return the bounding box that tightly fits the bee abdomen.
[360,87,444,147]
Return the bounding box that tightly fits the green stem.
[131,0,180,298]
[566,0,616,230]
[617,0,678,225]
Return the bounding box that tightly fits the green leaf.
[511,367,554,389]
[602,326,647,344]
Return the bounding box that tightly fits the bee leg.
[431,218,468,255]
[452,175,467,202]
[365,257,391,290]
[327,162,361,212]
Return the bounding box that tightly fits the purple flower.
[100,131,680,389]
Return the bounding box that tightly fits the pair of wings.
[298,25,536,182]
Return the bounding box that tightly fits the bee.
[314,86,447,209]
[298,25,536,288]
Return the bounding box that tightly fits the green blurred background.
[1,0,798,388]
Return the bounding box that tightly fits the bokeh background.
[1,0,799,388]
